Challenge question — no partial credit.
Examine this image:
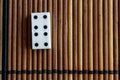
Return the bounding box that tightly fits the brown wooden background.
[0,0,120,80]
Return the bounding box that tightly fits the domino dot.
[43,25,47,29]
[44,32,48,36]
[43,15,47,19]
[34,25,38,29]
[34,15,38,19]
[35,43,39,47]
[34,33,38,36]
[44,42,48,46]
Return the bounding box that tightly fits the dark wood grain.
[17,0,22,80]
[93,0,98,79]
[83,0,88,80]
[47,0,52,80]
[42,0,47,80]
[73,0,78,80]
[22,0,27,79]
[8,0,12,80]
[103,0,108,80]
[63,0,68,80]
[12,0,17,79]
[27,0,32,80]
[52,0,58,80]
[113,0,119,80]
[32,0,37,80]
[57,0,63,80]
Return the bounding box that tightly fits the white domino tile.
[31,12,51,49]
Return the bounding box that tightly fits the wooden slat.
[47,0,52,80]
[22,0,27,79]
[42,0,47,80]
[78,0,82,80]
[8,0,12,80]
[52,0,58,79]
[68,0,73,80]
[27,0,32,80]
[63,0,68,80]
[98,0,103,80]
[88,0,93,80]
[12,0,17,79]
[0,0,2,79]
[17,0,22,80]
[37,0,42,80]
[103,0,108,80]
[57,0,63,80]
[93,0,98,80]
[108,0,114,80]
[32,0,37,80]
[73,0,78,80]
[113,0,119,80]
[83,0,88,80]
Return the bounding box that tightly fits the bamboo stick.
[0,0,2,79]
[8,0,12,80]
[78,0,82,80]
[73,0,78,80]
[98,0,103,80]
[37,0,42,80]
[63,0,68,80]
[52,0,58,79]
[88,0,93,80]
[103,0,108,80]
[68,0,73,80]
[17,0,22,80]
[93,0,98,80]
[83,0,88,80]
[32,0,37,80]
[57,0,63,80]
[113,0,118,80]
[22,0,27,79]
[12,0,17,79]
[108,0,113,80]
[42,0,47,80]
[47,0,52,80]
[27,0,32,80]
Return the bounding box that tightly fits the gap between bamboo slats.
[12,0,17,79]
[83,0,88,80]
[113,0,119,80]
[68,0,73,80]
[22,0,27,79]
[93,0,98,80]
[27,0,32,80]
[8,0,12,80]
[108,0,113,80]
[73,0,78,80]
[0,0,2,80]
[47,0,52,80]
[57,0,63,80]
[98,0,103,80]
[63,0,68,80]
[32,0,37,80]
[103,0,108,80]
[88,0,93,80]
[78,0,82,80]
[37,0,42,80]
[17,0,22,80]
[52,0,57,80]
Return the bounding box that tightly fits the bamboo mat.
[0,0,2,80]
[1,0,120,80]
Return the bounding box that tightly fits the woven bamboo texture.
[5,0,119,80]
